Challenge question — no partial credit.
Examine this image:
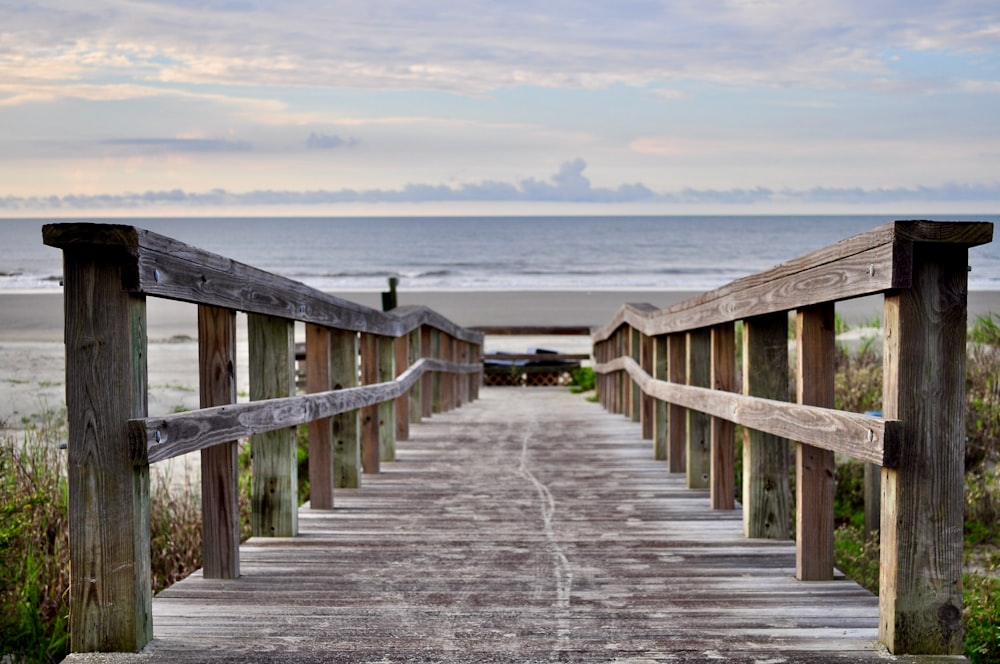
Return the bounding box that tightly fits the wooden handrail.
[592,219,993,657]
[43,222,484,654]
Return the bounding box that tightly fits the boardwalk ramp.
[66,388,912,663]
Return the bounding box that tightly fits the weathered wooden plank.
[629,326,641,423]
[360,333,380,474]
[742,312,791,540]
[640,332,654,439]
[378,334,396,462]
[62,248,152,653]
[879,243,967,655]
[421,326,433,418]
[591,220,993,343]
[137,359,479,461]
[43,224,486,344]
[394,335,410,441]
[594,356,898,467]
[795,304,836,581]
[667,333,686,473]
[306,323,335,510]
[652,335,668,461]
[248,313,297,537]
[198,305,240,577]
[686,328,711,489]
[710,323,736,510]
[331,329,361,490]
[105,389,893,662]
[408,329,423,424]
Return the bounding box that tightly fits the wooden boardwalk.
[72,388,908,663]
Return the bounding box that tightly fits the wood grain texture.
[594,356,898,467]
[88,389,893,663]
[795,304,836,581]
[710,323,736,510]
[591,220,993,343]
[742,313,791,540]
[652,335,668,461]
[667,333,687,474]
[331,329,361,490]
[879,244,967,655]
[248,314,297,538]
[640,332,654,440]
[394,335,410,441]
[378,334,396,462]
[306,324,335,510]
[63,249,152,653]
[360,333,381,474]
[408,329,423,425]
[198,305,240,577]
[686,329,711,489]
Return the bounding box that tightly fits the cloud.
[306,132,359,149]
[2,159,997,210]
[101,137,253,153]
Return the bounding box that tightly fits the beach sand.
[2,289,999,428]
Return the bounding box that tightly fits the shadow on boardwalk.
[70,388,917,663]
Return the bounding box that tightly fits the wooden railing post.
[629,326,641,423]
[686,328,711,489]
[879,243,968,655]
[62,248,152,652]
[248,313,297,537]
[409,329,423,424]
[306,323,335,509]
[469,341,481,401]
[394,335,410,441]
[360,333,380,474]
[440,334,454,411]
[421,326,434,417]
[742,312,791,539]
[710,323,736,509]
[198,305,240,576]
[640,332,654,440]
[332,329,361,488]
[795,304,835,580]
[652,335,668,461]
[378,334,396,462]
[667,333,686,473]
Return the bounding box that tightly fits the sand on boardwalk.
[2,289,999,429]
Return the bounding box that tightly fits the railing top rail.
[43,223,482,344]
[592,219,993,342]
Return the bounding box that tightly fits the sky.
[1,0,999,217]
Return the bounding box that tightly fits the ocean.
[2,215,998,293]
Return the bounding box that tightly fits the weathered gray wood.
[394,335,410,442]
[742,312,791,540]
[121,389,891,663]
[62,248,152,653]
[360,333,380,474]
[629,326,641,423]
[421,327,433,418]
[248,313,297,537]
[710,323,736,510]
[667,333,686,473]
[137,359,479,460]
[431,329,442,414]
[640,332,654,439]
[652,335,668,461]
[306,323,335,510]
[198,305,240,578]
[879,243,967,655]
[43,224,485,345]
[331,329,360,489]
[686,329,711,489]
[408,329,423,424]
[795,304,836,581]
[594,356,898,467]
[864,464,880,534]
[591,220,993,343]
[379,334,396,461]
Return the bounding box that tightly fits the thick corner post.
[879,242,968,654]
[61,245,152,652]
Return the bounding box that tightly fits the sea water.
[2,215,998,292]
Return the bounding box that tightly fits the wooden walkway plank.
[67,388,941,663]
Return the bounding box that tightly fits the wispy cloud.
[306,132,359,150]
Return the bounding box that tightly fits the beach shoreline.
[2,289,998,427]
